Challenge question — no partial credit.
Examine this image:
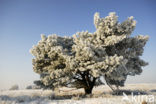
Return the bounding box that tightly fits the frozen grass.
[0,83,156,104]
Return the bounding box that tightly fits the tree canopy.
[30,12,149,94]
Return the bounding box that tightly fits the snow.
[0,84,156,104]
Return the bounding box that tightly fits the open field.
[0,83,156,104]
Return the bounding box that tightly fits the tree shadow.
[49,93,88,100]
[0,95,48,103]
[0,94,86,102]
[150,89,156,92]
[111,89,148,96]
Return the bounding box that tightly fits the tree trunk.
[84,87,93,94]
[77,70,96,95]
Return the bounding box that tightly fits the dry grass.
[0,83,156,104]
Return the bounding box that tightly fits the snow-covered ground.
[0,84,156,104]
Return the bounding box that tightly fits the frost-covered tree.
[26,85,40,89]
[30,12,149,94]
[9,84,19,90]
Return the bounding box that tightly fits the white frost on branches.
[30,12,149,91]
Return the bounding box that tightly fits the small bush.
[9,85,19,90]
[26,85,32,89]
[26,85,40,89]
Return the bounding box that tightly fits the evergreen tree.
[30,12,149,94]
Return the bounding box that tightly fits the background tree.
[30,12,149,94]
[9,84,19,90]
[26,84,40,89]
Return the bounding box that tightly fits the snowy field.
[0,84,156,104]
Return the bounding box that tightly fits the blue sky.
[0,0,156,89]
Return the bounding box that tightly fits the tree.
[30,12,149,94]
[9,84,19,90]
[26,84,40,89]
